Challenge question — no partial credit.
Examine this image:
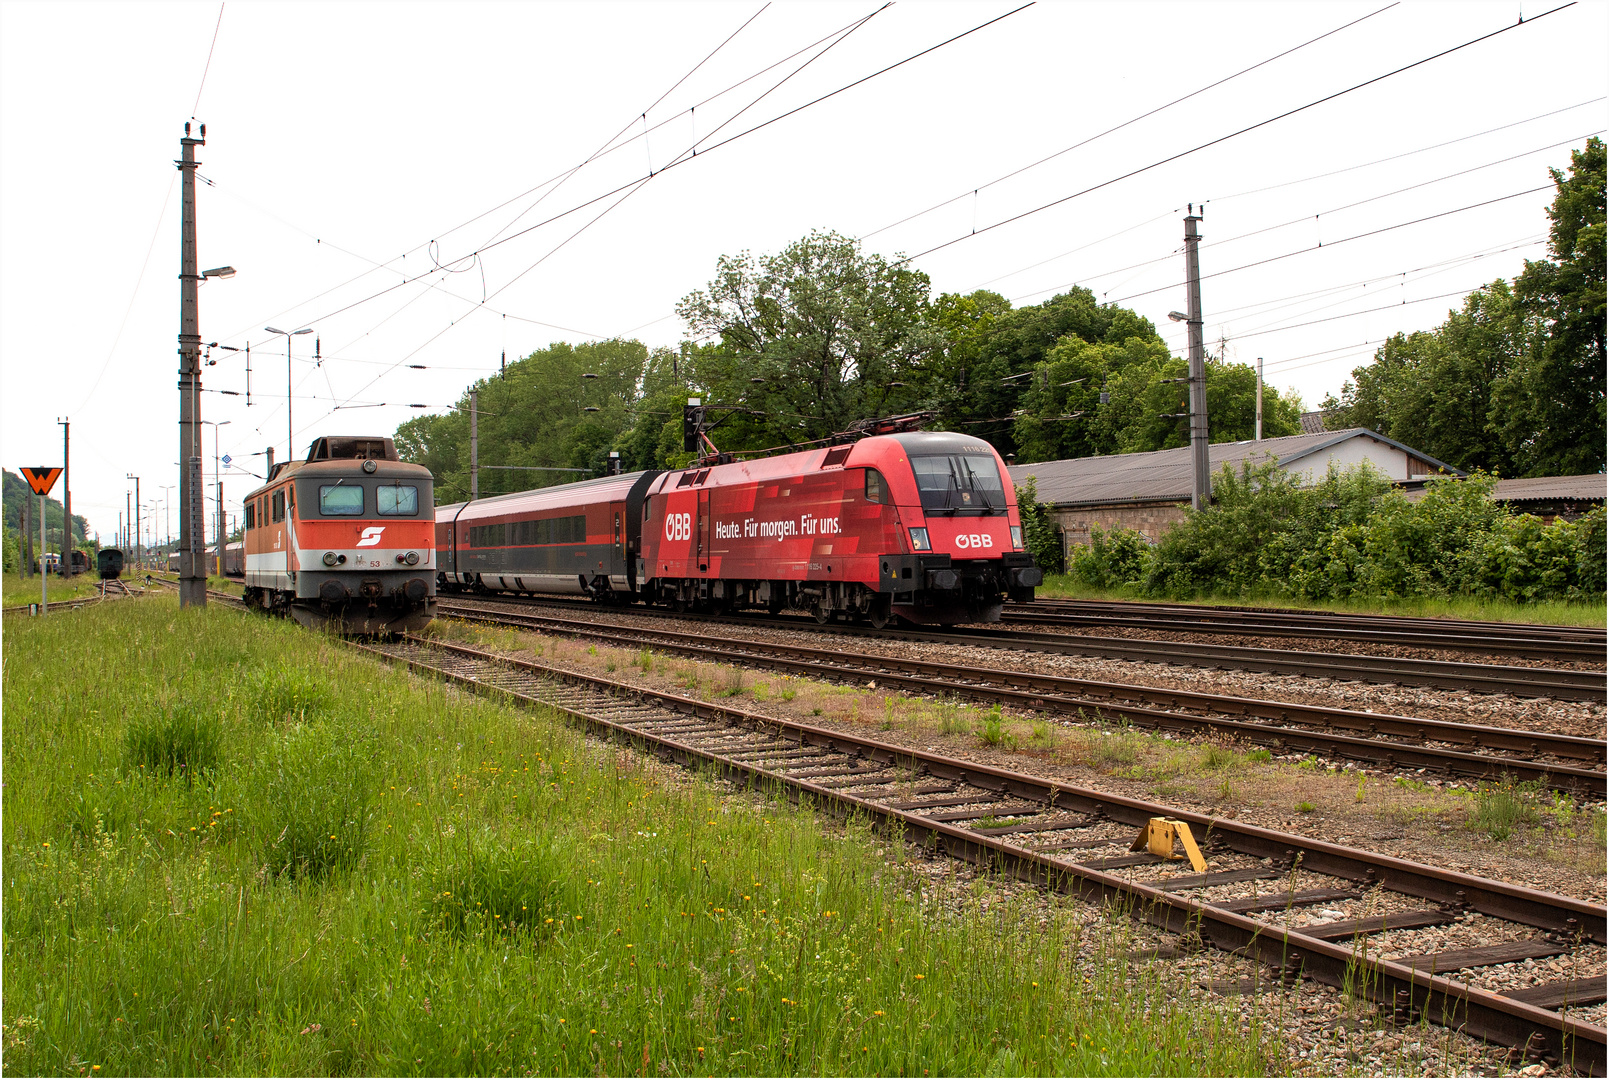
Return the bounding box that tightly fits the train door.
[696,489,710,573]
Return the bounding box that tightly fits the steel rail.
[437,601,1607,794]
[1001,604,1606,662]
[1018,597,1606,640]
[357,634,1609,1074]
[444,592,1609,702]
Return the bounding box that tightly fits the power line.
[1107,184,1554,306]
[858,2,1398,242]
[298,3,1033,433]
[899,2,1574,265]
[1206,237,1544,340]
[960,101,1600,303]
[190,3,225,118]
[1211,95,1606,204]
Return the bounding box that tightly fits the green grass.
[1,570,109,608]
[1034,573,1607,628]
[2,598,1269,1076]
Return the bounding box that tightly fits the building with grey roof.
[1007,428,1461,556]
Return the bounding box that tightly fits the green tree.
[395,339,654,502]
[1325,139,1605,476]
[1327,281,1540,473]
[1501,136,1607,475]
[675,231,941,449]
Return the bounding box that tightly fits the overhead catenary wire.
[320,4,898,421]
[216,4,870,349]
[190,2,225,118]
[298,3,1034,433]
[1104,183,1555,306]
[896,2,1575,266]
[963,100,1600,303]
[858,2,1398,242]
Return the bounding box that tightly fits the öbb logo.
[664,512,692,541]
[356,526,386,548]
[953,533,994,550]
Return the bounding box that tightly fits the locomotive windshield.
[910,453,1006,513]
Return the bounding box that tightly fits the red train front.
[437,431,1041,625]
[244,435,436,633]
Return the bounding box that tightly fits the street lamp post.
[125,474,140,570]
[265,326,313,462]
[202,419,231,576]
[158,484,175,549]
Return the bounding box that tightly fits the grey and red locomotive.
[242,435,436,633]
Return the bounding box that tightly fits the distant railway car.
[437,431,1041,625]
[222,541,244,578]
[97,548,124,580]
[243,435,435,633]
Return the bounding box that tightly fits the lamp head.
[1167,311,1188,323]
[202,266,235,279]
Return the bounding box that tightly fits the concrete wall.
[1054,501,1188,554]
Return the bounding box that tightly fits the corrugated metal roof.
[1006,428,1457,508]
[1493,474,1606,502]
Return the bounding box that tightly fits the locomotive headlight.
[362,459,378,474]
[405,551,420,565]
[322,551,338,566]
[1010,526,1024,549]
[908,527,931,552]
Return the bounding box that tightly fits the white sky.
[2,0,1605,544]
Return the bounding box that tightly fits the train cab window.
[245,504,256,530]
[319,484,364,516]
[271,491,285,522]
[377,484,418,515]
[864,468,886,504]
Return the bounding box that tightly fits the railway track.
[359,632,1609,1074]
[437,600,1607,796]
[444,591,1609,702]
[1,579,141,617]
[1004,599,1607,664]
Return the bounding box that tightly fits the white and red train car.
[243,436,436,633]
[436,431,1041,625]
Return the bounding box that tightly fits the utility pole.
[58,417,72,576]
[1255,356,1264,442]
[469,388,479,501]
[125,490,132,552]
[177,122,206,607]
[127,474,141,571]
[21,495,31,578]
[1183,211,1211,511]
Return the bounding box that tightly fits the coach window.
[245,504,255,530]
[864,468,886,504]
[319,484,365,516]
[272,491,285,522]
[378,484,418,516]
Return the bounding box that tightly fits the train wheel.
[868,597,892,630]
[811,601,830,625]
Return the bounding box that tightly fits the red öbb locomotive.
[437,430,1041,625]
[243,435,436,633]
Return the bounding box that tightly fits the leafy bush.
[1014,474,1063,573]
[124,702,222,785]
[1137,460,1604,604]
[1067,524,1151,588]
